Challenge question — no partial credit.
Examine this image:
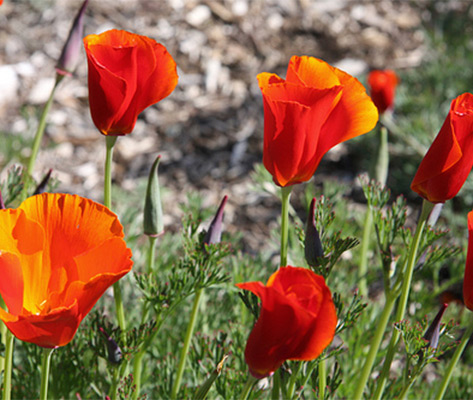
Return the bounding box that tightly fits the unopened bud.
[0,188,5,210]
[56,0,89,76]
[99,327,122,364]
[33,169,53,195]
[144,155,164,237]
[305,198,324,266]
[203,195,228,245]
[423,303,448,351]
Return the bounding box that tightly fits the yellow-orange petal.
[285,56,341,89]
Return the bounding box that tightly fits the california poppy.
[367,69,398,114]
[0,193,133,348]
[237,266,337,378]
[463,211,473,310]
[83,29,178,136]
[258,55,378,187]
[411,93,473,203]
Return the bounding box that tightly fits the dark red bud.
[203,195,228,245]
[424,303,448,351]
[305,198,324,266]
[33,169,53,195]
[99,327,122,364]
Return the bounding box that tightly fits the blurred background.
[0,0,472,252]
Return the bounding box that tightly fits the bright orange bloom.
[0,193,133,348]
[236,266,337,378]
[411,93,473,203]
[463,211,473,310]
[83,29,178,136]
[258,55,378,187]
[367,69,398,114]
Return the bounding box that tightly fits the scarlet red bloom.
[258,55,378,187]
[0,193,133,348]
[83,29,178,136]
[411,93,473,203]
[367,69,398,114]
[463,211,473,311]
[236,266,337,378]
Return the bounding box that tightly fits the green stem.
[286,362,302,399]
[271,369,281,399]
[109,366,120,400]
[434,314,473,400]
[240,374,258,400]
[280,186,293,267]
[375,126,389,185]
[372,199,434,400]
[26,75,63,178]
[352,293,397,400]
[0,296,6,377]
[318,358,326,399]
[2,330,14,400]
[171,289,203,399]
[39,347,55,400]
[358,208,373,297]
[140,236,157,325]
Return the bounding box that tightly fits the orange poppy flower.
[83,29,178,136]
[0,193,133,348]
[236,266,337,378]
[411,93,473,203]
[258,55,378,187]
[463,211,473,310]
[367,69,398,114]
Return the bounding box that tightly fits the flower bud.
[99,327,122,364]
[143,156,164,237]
[423,303,448,351]
[203,195,228,245]
[33,169,53,195]
[305,198,324,267]
[56,0,89,76]
[0,188,5,210]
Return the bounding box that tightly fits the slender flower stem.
[2,330,14,400]
[240,374,258,400]
[171,289,203,399]
[352,293,396,400]
[26,75,63,178]
[40,347,55,400]
[434,314,473,400]
[286,362,302,399]
[280,186,293,267]
[271,369,281,399]
[0,297,6,376]
[358,209,373,297]
[372,199,434,400]
[318,358,327,399]
[141,236,157,324]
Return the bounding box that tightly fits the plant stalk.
[318,358,326,399]
[2,330,14,400]
[39,347,55,400]
[171,289,203,399]
[240,374,258,400]
[280,186,293,267]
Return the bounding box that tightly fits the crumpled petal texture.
[367,69,398,114]
[411,93,473,203]
[83,29,178,136]
[237,266,337,378]
[0,193,133,348]
[258,55,378,187]
[463,211,473,310]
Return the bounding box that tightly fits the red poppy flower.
[411,93,473,203]
[0,193,133,348]
[83,29,178,136]
[463,211,473,310]
[258,55,378,187]
[236,266,337,378]
[367,69,398,114]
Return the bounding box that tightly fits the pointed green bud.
[144,155,164,237]
[305,198,324,267]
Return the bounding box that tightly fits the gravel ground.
[0,0,433,252]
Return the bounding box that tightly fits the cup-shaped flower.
[236,266,337,378]
[411,93,473,203]
[0,193,133,348]
[258,55,378,187]
[463,211,473,311]
[83,29,178,136]
[367,69,398,114]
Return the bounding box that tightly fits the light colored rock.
[186,5,211,27]
[28,77,55,104]
[0,65,19,108]
[334,58,368,77]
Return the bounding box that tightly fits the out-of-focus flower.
[367,69,398,114]
[463,211,473,311]
[236,266,337,378]
[203,195,228,245]
[411,93,473,203]
[56,0,89,76]
[83,29,178,136]
[0,193,133,348]
[258,55,378,187]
